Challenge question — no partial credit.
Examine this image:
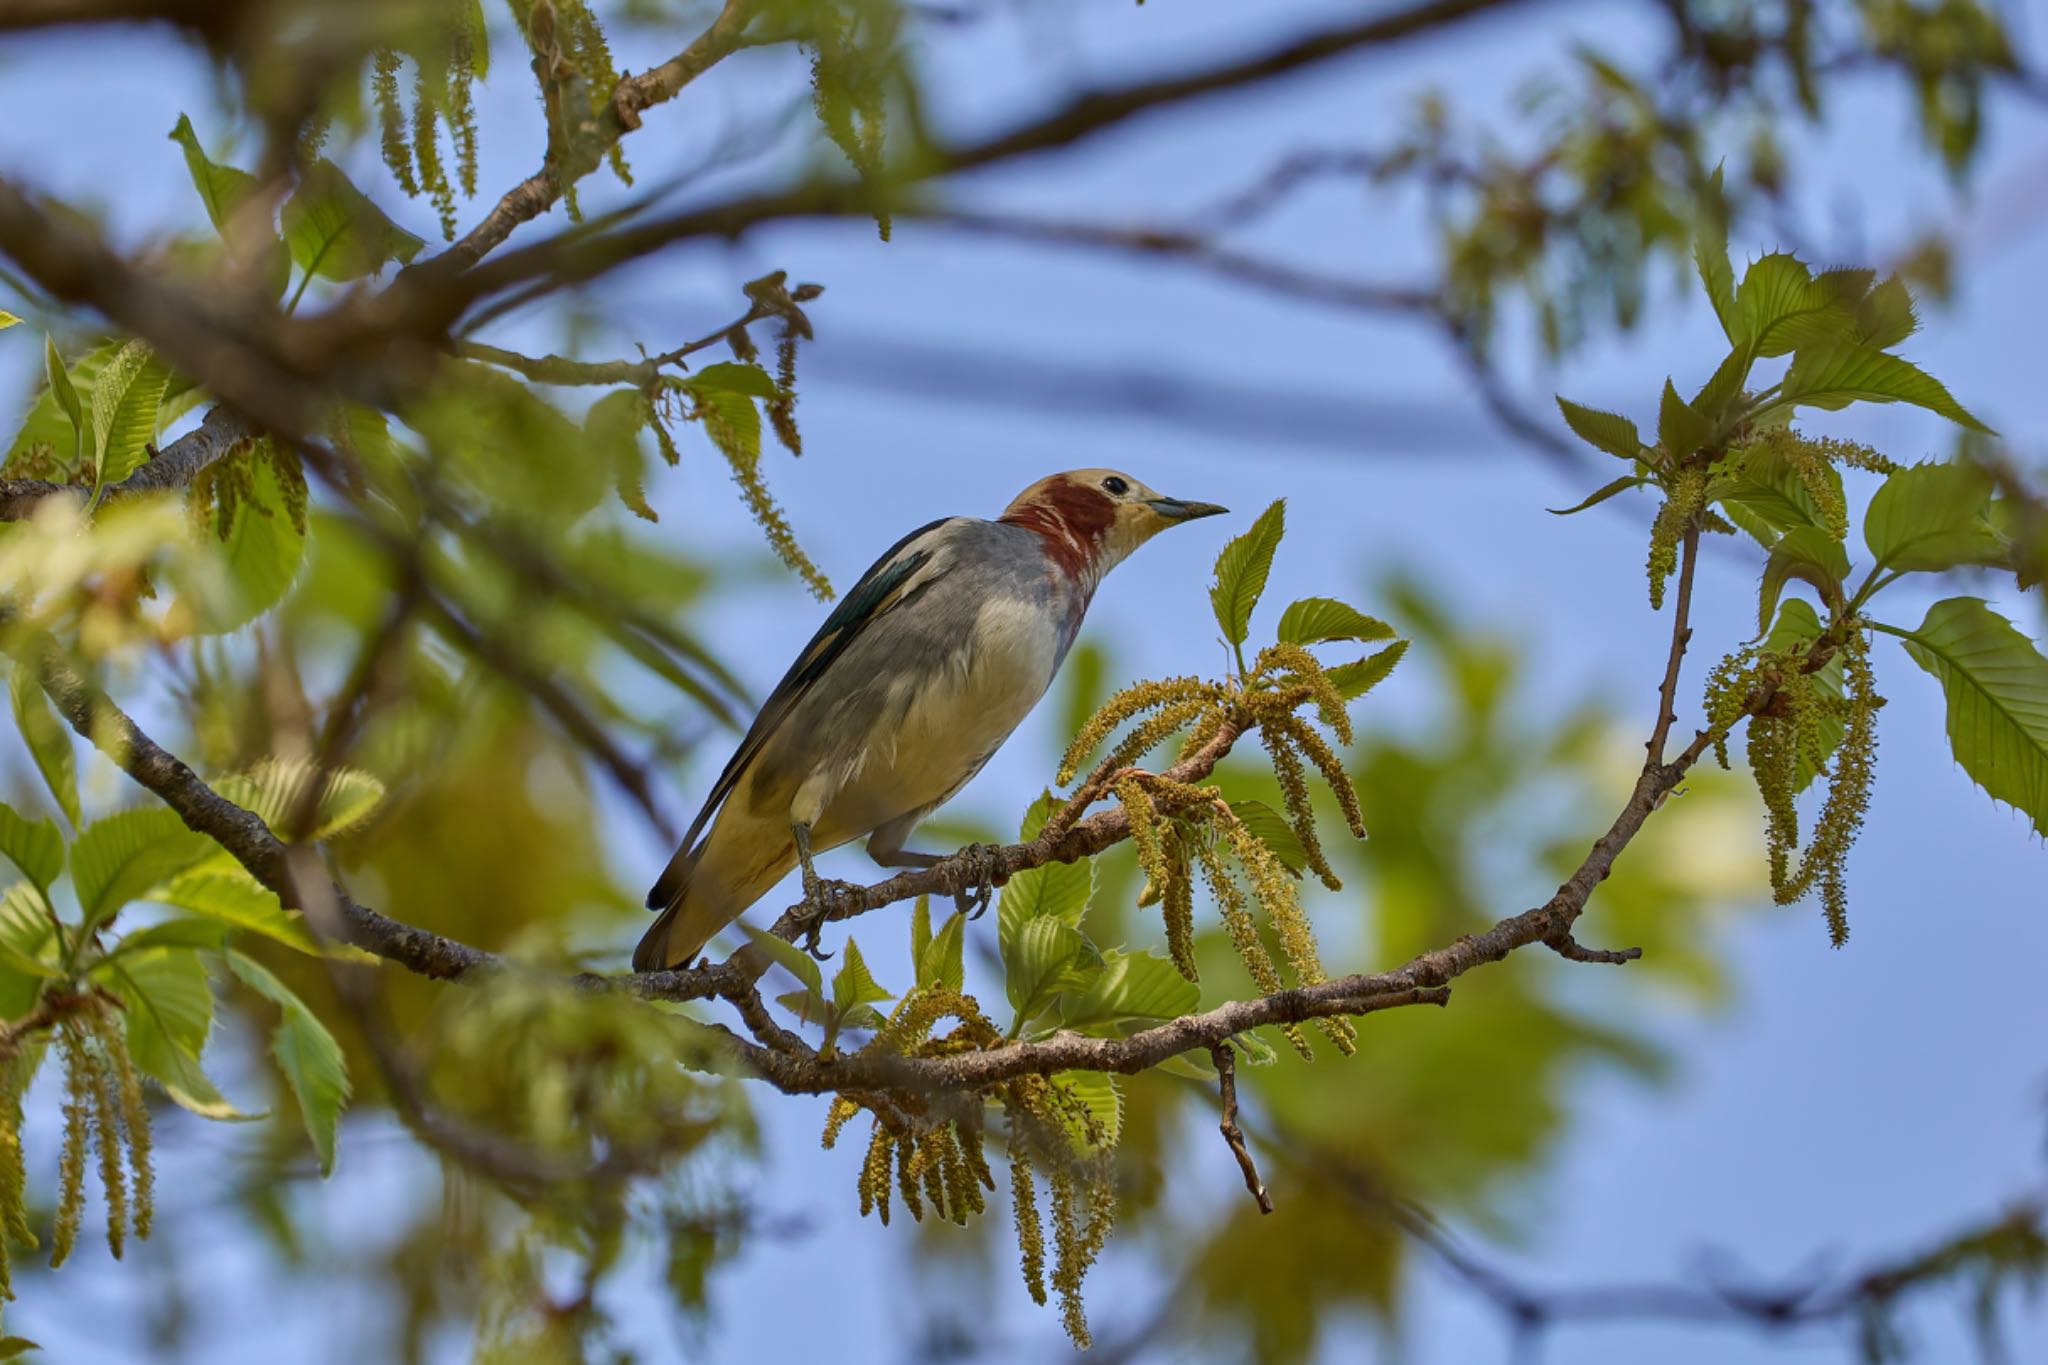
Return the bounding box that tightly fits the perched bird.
[634,469,1227,972]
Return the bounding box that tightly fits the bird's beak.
[1147,496,1229,522]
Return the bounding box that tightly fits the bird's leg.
[790,820,861,960]
[866,830,1002,918]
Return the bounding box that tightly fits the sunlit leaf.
[1210,500,1286,648]
[147,867,319,954]
[213,758,384,840]
[70,808,216,937]
[743,925,822,997]
[1058,949,1201,1032]
[227,950,351,1175]
[89,337,171,486]
[1227,799,1308,875]
[1005,917,1088,1028]
[1892,598,2048,836]
[1053,1070,1121,1150]
[0,801,63,894]
[1275,598,1394,646]
[1863,461,2005,574]
[281,158,425,282]
[1757,526,1849,636]
[8,666,79,827]
[830,937,892,1015]
[920,910,966,994]
[1776,342,1990,431]
[1657,378,1711,458]
[1326,640,1408,701]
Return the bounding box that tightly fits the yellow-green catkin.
[1059,677,1212,785]
[858,1119,893,1224]
[1117,776,1172,908]
[768,324,803,456]
[412,67,458,240]
[1266,712,1366,838]
[1646,467,1707,609]
[0,1042,38,1302]
[1785,632,1881,947]
[694,387,832,601]
[820,1095,859,1149]
[1195,837,1309,1059]
[85,1029,127,1261]
[895,1130,925,1224]
[51,1023,90,1269]
[1101,696,1215,775]
[1010,1152,1047,1306]
[102,1020,151,1240]
[1263,728,1340,890]
[1220,815,1354,1054]
[374,50,417,194]
[1162,830,1198,983]
[1703,644,1762,769]
[1255,642,1352,743]
[1749,694,1803,894]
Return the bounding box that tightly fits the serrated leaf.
[184,444,307,633]
[998,794,1094,945]
[1548,474,1648,517]
[1058,950,1201,1032]
[89,338,171,486]
[70,808,216,938]
[743,925,823,997]
[1226,800,1308,874]
[9,664,79,826]
[1777,342,1990,432]
[1893,598,2048,836]
[684,362,781,399]
[147,867,319,955]
[830,937,892,1015]
[1757,526,1849,637]
[1209,499,1285,648]
[213,758,384,840]
[920,911,965,994]
[1554,398,1642,461]
[1765,600,1846,793]
[281,159,424,282]
[774,988,827,1026]
[1053,1070,1121,1150]
[102,945,211,1057]
[1275,597,1395,646]
[0,884,60,1014]
[1737,253,1855,357]
[1694,169,1739,343]
[1690,343,1754,422]
[7,339,117,477]
[1712,441,1843,549]
[1657,378,1712,457]
[1004,917,1088,1028]
[1863,461,2005,574]
[1326,639,1408,701]
[1853,274,1919,350]
[227,950,350,1174]
[0,801,63,895]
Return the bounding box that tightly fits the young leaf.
[101,947,255,1119]
[214,758,384,841]
[1209,499,1286,648]
[909,895,932,972]
[1852,274,1919,350]
[1757,526,1849,636]
[89,338,171,486]
[1058,949,1201,1032]
[1275,598,1395,646]
[43,335,82,439]
[1736,253,1854,357]
[1227,800,1308,875]
[168,114,262,233]
[9,666,80,826]
[183,445,307,633]
[1005,917,1088,1029]
[1325,639,1408,701]
[1657,378,1712,458]
[107,918,234,957]
[281,159,425,282]
[586,388,657,523]
[1891,598,2048,836]
[1776,342,1990,432]
[1053,1071,1121,1150]
[830,937,892,1015]
[1548,474,1648,517]
[742,925,823,998]
[1689,343,1754,422]
[1863,461,2005,574]
[0,311,17,330]
[686,363,782,400]
[71,809,217,938]
[1693,169,1740,343]
[0,801,63,895]
[920,910,966,994]
[1554,398,1642,461]
[147,868,320,955]
[226,951,351,1175]
[7,339,117,476]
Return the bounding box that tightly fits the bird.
[634,469,1228,972]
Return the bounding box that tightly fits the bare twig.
[1210,1041,1272,1215]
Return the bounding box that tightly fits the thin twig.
[1210,1041,1272,1214]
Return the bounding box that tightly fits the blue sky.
[2,2,2046,1361]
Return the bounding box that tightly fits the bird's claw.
[794,877,864,960]
[951,842,1002,920]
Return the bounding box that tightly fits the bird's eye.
[1102,476,1129,496]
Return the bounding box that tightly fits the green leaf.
[0,312,18,331]
[774,988,827,1026]
[1735,253,1856,357]
[89,338,171,486]
[1058,949,1201,1032]
[1852,274,1919,350]
[586,389,657,523]
[108,917,234,956]
[213,758,384,840]
[43,335,82,438]
[684,362,781,399]
[0,1337,42,1360]
[1892,598,2048,836]
[9,666,79,826]
[1689,343,1755,422]
[0,801,63,895]
[1209,499,1286,648]
[1547,474,1648,517]
[281,159,424,282]
[997,794,1094,945]
[1325,639,1408,701]
[1712,441,1844,549]
[0,884,61,1013]
[1757,526,1850,637]
[168,114,261,234]
[1053,1071,1121,1150]
[102,945,210,1058]
[1657,378,1712,458]
[1765,600,1846,793]
[920,911,966,994]
[183,442,307,633]
[1226,800,1308,875]
[1777,342,1990,432]
[743,925,822,998]
[1004,917,1088,1028]
[7,339,117,477]
[1275,598,1395,646]
[1863,461,2005,575]
[1554,398,1643,461]
[909,895,932,973]
[227,951,350,1175]
[70,808,215,938]
[147,868,319,955]
[830,937,892,1015]
[1693,170,1739,343]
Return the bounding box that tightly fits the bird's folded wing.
[647,516,962,909]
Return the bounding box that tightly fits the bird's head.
[999,469,1228,586]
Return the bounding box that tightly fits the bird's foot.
[793,877,864,960]
[951,842,1002,920]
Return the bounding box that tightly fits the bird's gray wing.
[645,516,961,911]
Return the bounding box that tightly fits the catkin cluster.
[1704,627,1883,946]
[1061,646,1371,1060]
[818,984,1118,1349]
[1646,465,1708,608]
[188,439,308,542]
[371,2,488,240]
[1,996,154,1305]
[808,5,901,238]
